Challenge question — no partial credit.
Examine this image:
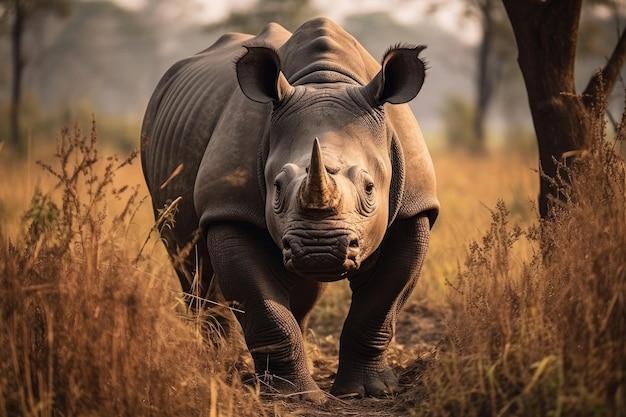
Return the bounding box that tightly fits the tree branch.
[583,25,626,102]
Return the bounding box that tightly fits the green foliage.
[440,94,482,153]
[21,186,59,243]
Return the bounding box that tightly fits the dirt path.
[262,301,446,416]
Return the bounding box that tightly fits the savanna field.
[0,117,624,416]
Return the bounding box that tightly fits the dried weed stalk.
[416,100,625,416]
[0,120,265,417]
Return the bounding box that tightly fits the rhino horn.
[298,138,340,212]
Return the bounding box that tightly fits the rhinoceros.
[141,17,438,401]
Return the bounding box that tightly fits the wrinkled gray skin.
[141,18,439,402]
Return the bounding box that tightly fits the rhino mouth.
[281,229,361,282]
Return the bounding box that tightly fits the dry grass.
[0,110,623,416]
[0,121,264,417]
[410,116,626,415]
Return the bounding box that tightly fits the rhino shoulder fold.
[387,107,439,228]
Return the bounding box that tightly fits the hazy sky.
[111,0,479,44]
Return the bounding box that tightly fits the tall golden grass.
[0,121,264,417]
[0,108,623,416]
[412,112,625,416]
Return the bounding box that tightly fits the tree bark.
[583,23,626,103]
[502,0,594,219]
[9,0,24,150]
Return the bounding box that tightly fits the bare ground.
[258,301,447,417]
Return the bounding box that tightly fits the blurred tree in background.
[439,95,480,153]
[427,0,516,152]
[428,0,625,156]
[469,0,514,152]
[206,0,317,34]
[0,0,72,153]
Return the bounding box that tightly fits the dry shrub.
[0,121,264,417]
[415,111,625,416]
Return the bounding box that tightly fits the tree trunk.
[474,0,495,152]
[502,0,592,220]
[9,0,25,151]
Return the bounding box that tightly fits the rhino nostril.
[282,238,291,251]
[348,238,359,248]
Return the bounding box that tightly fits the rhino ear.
[366,44,427,105]
[236,45,294,104]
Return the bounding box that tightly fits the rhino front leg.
[332,215,430,398]
[290,278,326,332]
[205,222,325,403]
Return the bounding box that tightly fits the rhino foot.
[331,366,399,398]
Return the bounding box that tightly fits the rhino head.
[236,44,426,281]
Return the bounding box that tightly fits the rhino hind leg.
[151,193,214,305]
[159,225,213,306]
[205,222,326,403]
[332,215,430,398]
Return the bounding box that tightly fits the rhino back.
[141,33,249,211]
[141,24,291,231]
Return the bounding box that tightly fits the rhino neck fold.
[279,18,374,87]
[288,62,366,86]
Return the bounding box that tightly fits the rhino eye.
[273,181,283,212]
[358,171,377,214]
[273,167,294,213]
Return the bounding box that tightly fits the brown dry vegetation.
[416,115,626,415]
[0,122,264,417]
[0,112,624,416]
